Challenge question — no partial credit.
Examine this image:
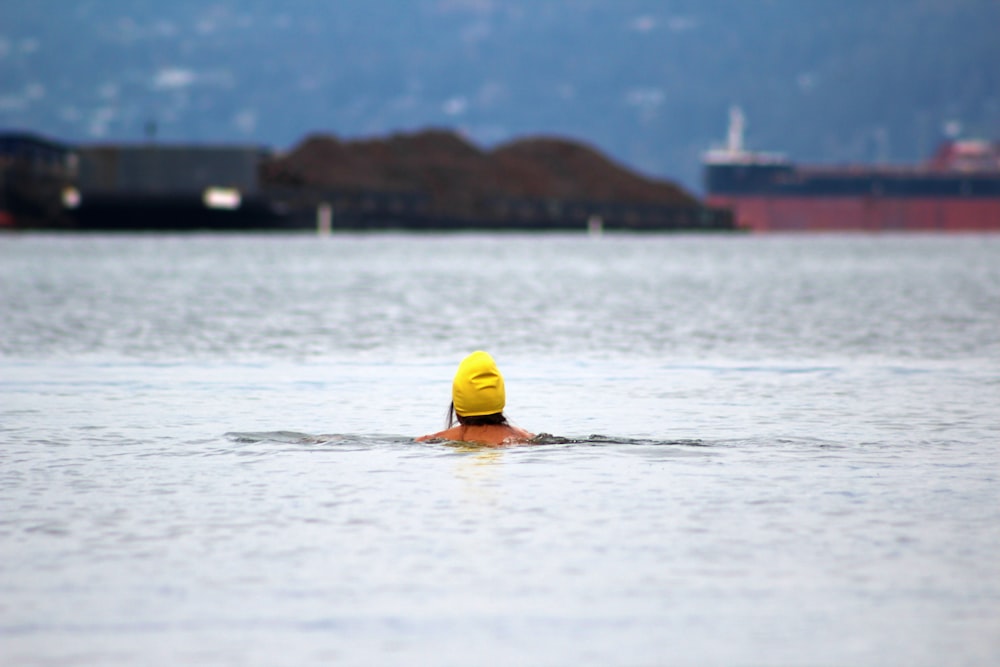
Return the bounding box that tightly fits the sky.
[2,0,998,190]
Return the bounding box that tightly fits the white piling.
[317,203,332,236]
[587,214,604,236]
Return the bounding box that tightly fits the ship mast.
[704,105,784,165]
[726,106,745,156]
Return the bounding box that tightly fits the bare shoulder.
[415,427,461,442]
[416,424,534,446]
[506,426,536,442]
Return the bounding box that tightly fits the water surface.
[2,233,999,666]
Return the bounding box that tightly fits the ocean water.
[1,232,999,666]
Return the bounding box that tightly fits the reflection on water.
[452,446,505,508]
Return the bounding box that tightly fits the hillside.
[261,129,697,219]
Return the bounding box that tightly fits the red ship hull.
[706,195,1000,233]
[703,109,1000,233]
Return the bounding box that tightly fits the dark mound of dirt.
[491,136,696,205]
[261,128,697,218]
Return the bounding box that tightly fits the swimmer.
[416,351,534,446]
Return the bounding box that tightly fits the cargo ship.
[703,108,1000,232]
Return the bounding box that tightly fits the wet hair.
[447,401,508,428]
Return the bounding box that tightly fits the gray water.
[2,233,999,666]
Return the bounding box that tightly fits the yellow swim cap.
[452,351,506,417]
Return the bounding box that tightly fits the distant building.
[75,144,268,194]
[0,132,75,227]
[66,144,292,230]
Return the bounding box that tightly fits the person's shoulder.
[416,426,462,442]
[507,426,535,441]
[492,425,534,445]
[416,424,535,446]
